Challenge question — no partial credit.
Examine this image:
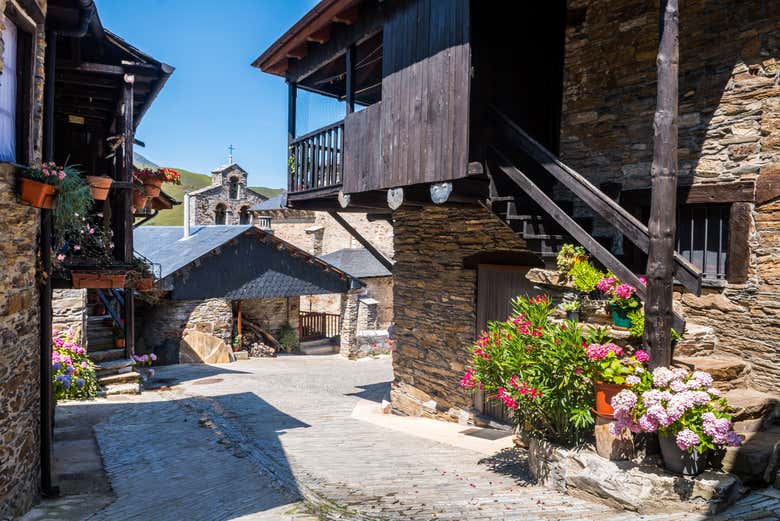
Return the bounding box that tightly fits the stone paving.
[27,355,780,520]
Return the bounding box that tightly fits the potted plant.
[18,162,60,208]
[132,353,157,384]
[54,217,125,288]
[562,300,581,322]
[86,175,113,200]
[133,167,181,198]
[132,186,149,212]
[232,335,242,353]
[126,256,154,291]
[585,342,649,418]
[569,259,606,297]
[52,328,98,401]
[610,366,743,475]
[556,243,588,279]
[597,275,643,329]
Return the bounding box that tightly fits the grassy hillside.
[139,167,284,226]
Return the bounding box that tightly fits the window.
[228,177,239,199]
[677,204,729,280]
[215,204,226,225]
[239,206,250,225]
[0,17,18,162]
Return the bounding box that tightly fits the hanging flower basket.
[20,178,58,209]
[72,271,126,289]
[593,381,626,418]
[134,167,180,198]
[86,176,113,200]
[132,190,149,212]
[142,177,162,198]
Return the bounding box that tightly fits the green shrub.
[462,295,602,446]
[556,243,587,274]
[277,323,299,352]
[52,328,98,401]
[628,309,645,339]
[569,260,605,293]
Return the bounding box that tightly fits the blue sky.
[95,0,319,188]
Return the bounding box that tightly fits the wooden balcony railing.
[299,311,341,341]
[289,120,344,193]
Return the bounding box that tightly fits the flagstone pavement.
[25,355,780,520]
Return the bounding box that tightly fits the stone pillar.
[339,288,362,358]
[305,225,325,256]
[357,297,379,331]
[52,289,87,338]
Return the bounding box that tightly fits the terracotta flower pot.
[135,277,154,291]
[143,177,162,198]
[115,338,126,348]
[132,190,149,212]
[72,271,126,289]
[593,381,626,419]
[20,178,58,209]
[86,176,113,200]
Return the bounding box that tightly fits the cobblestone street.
[27,356,780,520]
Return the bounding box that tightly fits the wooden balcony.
[289,120,344,196]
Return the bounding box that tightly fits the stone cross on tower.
[228,144,235,164]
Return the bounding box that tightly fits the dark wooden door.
[474,265,539,423]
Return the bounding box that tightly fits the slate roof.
[251,191,287,211]
[318,248,392,279]
[133,225,360,299]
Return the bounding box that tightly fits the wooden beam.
[56,61,125,75]
[288,81,297,143]
[287,44,308,60]
[644,0,680,367]
[491,149,685,333]
[727,202,751,284]
[333,6,359,25]
[328,211,394,272]
[345,44,355,114]
[307,26,331,44]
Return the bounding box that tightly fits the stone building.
[188,163,268,225]
[257,0,780,448]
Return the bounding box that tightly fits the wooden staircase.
[85,290,141,395]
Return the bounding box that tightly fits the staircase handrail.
[96,289,125,333]
[489,106,702,296]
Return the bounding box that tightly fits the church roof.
[211,162,247,174]
[134,225,361,300]
[318,248,392,279]
[251,191,288,211]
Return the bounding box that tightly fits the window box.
[72,271,126,289]
[19,177,57,209]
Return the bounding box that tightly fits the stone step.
[721,427,780,486]
[88,348,126,364]
[98,371,141,386]
[674,323,719,356]
[88,341,118,352]
[723,388,780,423]
[97,382,141,396]
[673,356,750,390]
[95,358,134,375]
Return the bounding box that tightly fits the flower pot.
[86,176,113,200]
[132,190,149,212]
[659,432,707,476]
[611,307,632,329]
[135,277,154,291]
[20,178,58,209]
[593,381,626,419]
[115,338,125,348]
[72,271,126,289]
[566,310,580,322]
[142,177,162,198]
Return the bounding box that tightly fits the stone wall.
[139,298,233,363]
[240,297,299,335]
[560,0,780,392]
[0,1,46,516]
[390,205,528,421]
[363,276,393,327]
[0,164,41,519]
[52,289,86,336]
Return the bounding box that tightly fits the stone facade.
[240,297,299,335]
[390,205,528,421]
[189,164,267,225]
[559,0,780,392]
[52,289,86,335]
[0,1,47,516]
[139,298,233,363]
[0,165,41,519]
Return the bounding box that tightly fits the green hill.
[139,166,284,226]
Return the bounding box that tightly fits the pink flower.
[585,343,609,360]
[635,349,650,363]
[639,276,648,285]
[88,228,94,234]
[675,429,700,451]
[596,276,617,293]
[57,254,65,261]
[58,171,66,180]
[460,370,476,389]
[614,283,636,299]
[74,245,81,251]
[43,168,50,176]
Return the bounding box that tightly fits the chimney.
[183,191,191,239]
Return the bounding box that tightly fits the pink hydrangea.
[638,414,659,432]
[625,375,641,386]
[676,429,701,451]
[634,349,650,363]
[639,276,648,285]
[702,412,741,446]
[691,371,714,389]
[596,276,617,293]
[585,343,609,360]
[614,283,636,299]
[641,389,672,408]
[610,389,637,415]
[652,367,675,387]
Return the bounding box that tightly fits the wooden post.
[237,301,243,337]
[121,74,135,359]
[644,0,679,368]
[287,81,297,143]
[345,44,355,114]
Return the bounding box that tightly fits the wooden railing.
[299,311,341,341]
[289,120,344,193]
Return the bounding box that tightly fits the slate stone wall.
[390,205,528,421]
[560,0,780,392]
[240,297,299,336]
[52,289,86,335]
[0,165,41,518]
[0,1,47,515]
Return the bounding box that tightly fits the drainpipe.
[183,192,191,239]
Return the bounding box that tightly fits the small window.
[676,204,729,280]
[228,177,239,199]
[239,206,250,225]
[215,204,226,225]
